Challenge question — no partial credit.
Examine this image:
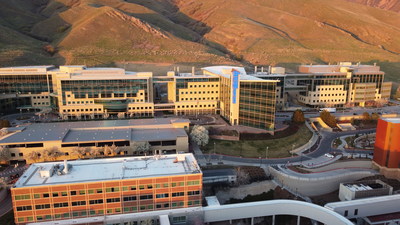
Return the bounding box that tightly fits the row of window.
[313,93,345,97]
[180,97,218,101]
[180,90,218,94]
[311,99,344,103]
[14,185,201,200]
[32,96,49,99]
[128,106,152,110]
[189,84,218,88]
[317,87,343,91]
[33,102,49,105]
[177,104,216,108]
[63,108,101,113]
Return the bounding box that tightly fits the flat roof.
[0,118,189,144]
[202,66,278,81]
[14,153,201,188]
[325,194,400,209]
[381,118,400,123]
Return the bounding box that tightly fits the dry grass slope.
[0,0,399,86]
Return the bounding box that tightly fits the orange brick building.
[11,154,202,225]
[373,118,400,179]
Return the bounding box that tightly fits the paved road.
[0,192,12,217]
[0,165,29,178]
[197,128,376,166]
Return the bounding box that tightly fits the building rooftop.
[202,66,278,82]
[0,65,55,74]
[342,180,390,192]
[381,118,400,124]
[14,153,201,188]
[325,194,400,209]
[0,118,189,144]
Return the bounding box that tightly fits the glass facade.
[0,74,51,94]
[239,82,276,130]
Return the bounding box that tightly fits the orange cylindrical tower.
[374,118,400,168]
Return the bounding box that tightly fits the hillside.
[345,0,400,12]
[0,0,399,84]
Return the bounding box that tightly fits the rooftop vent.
[39,165,55,178]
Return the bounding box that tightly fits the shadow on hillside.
[125,0,253,65]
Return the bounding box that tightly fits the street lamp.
[266,146,269,159]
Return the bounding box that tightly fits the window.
[33,194,40,199]
[156,193,169,198]
[16,206,32,211]
[106,187,119,193]
[140,194,153,200]
[97,189,103,193]
[61,192,67,196]
[187,190,200,196]
[15,195,30,200]
[52,193,59,197]
[43,193,49,198]
[70,191,77,196]
[71,201,86,206]
[88,189,94,194]
[79,190,85,195]
[172,192,184,197]
[172,216,186,223]
[89,199,104,205]
[344,210,348,217]
[106,198,120,203]
[130,186,136,190]
[54,202,68,208]
[354,209,358,216]
[35,204,50,210]
[123,196,137,202]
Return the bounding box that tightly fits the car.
[324,153,334,158]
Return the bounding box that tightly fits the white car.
[324,153,334,158]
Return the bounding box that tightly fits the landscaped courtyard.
[202,125,313,158]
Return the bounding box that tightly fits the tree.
[371,112,380,121]
[42,147,60,162]
[0,120,10,129]
[0,146,10,164]
[27,151,41,163]
[71,147,87,159]
[89,148,102,158]
[0,177,7,190]
[362,112,371,121]
[292,109,305,124]
[190,125,209,147]
[104,144,119,156]
[135,142,151,155]
[319,111,337,128]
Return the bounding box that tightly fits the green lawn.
[202,125,313,158]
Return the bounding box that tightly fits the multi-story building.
[254,62,392,108]
[373,118,400,179]
[0,118,189,163]
[11,154,202,225]
[0,66,54,115]
[0,65,277,131]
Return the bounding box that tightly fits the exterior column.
[272,215,275,225]
[297,216,300,225]
[251,217,254,225]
